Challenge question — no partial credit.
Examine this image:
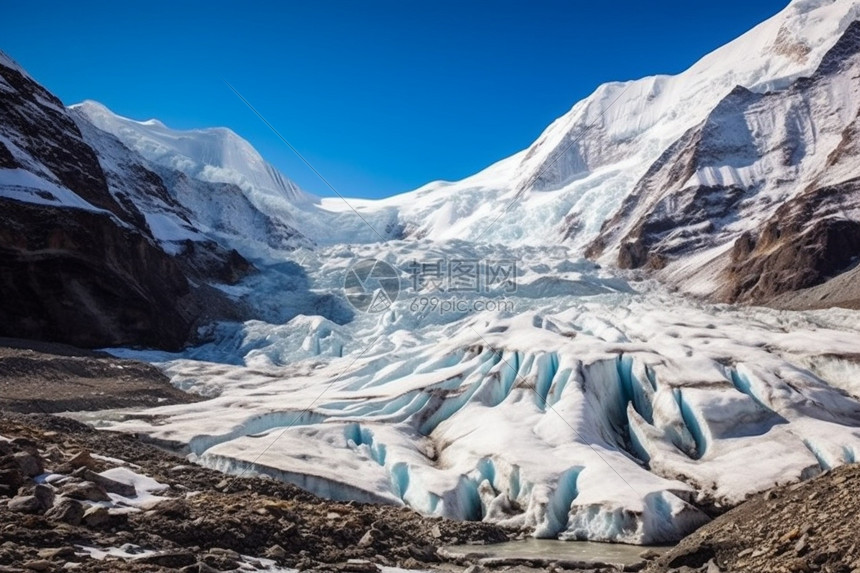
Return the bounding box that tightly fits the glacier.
[99,242,860,544]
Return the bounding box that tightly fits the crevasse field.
[102,241,860,545]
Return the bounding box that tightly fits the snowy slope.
[71,107,317,258]
[365,0,860,248]
[588,18,860,304]
[74,100,311,205]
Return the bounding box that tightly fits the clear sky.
[2,0,788,199]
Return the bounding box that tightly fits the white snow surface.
[104,241,860,545]
[71,100,401,250]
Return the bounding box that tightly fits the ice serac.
[587,18,860,308]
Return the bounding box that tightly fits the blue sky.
[2,0,787,199]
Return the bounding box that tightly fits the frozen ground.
[101,241,860,545]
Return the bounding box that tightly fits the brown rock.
[8,495,42,514]
[45,497,84,526]
[32,484,54,511]
[151,497,188,518]
[134,551,197,568]
[37,546,76,560]
[73,468,136,497]
[0,468,23,494]
[12,452,43,478]
[82,506,110,527]
[55,450,99,474]
[59,481,110,502]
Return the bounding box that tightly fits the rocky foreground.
[646,463,860,573]
[3,410,860,573]
[0,412,511,572]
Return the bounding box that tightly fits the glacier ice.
[101,242,860,545]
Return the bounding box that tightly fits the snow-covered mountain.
[587,18,860,308]
[72,101,401,251]
[373,0,860,252]
[64,0,860,308]
[4,0,860,551]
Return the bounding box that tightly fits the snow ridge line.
[223,80,387,241]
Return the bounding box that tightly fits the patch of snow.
[0,168,114,215]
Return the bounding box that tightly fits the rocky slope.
[587,19,860,308]
[645,462,860,573]
[0,53,253,351]
[0,337,199,413]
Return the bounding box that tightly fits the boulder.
[12,452,43,478]
[55,450,99,474]
[37,546,76,560]
[45,498,84,526]
[134,551,197,568]
[73,468,135,497]
[0,468,24,494]
[8,495,42,514]
[59,481,111,502]
[82,506,110,528]
[33,484,54,511]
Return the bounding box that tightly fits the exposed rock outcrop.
[586,21,860,309]
[0,54,253,350]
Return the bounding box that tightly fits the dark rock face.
[0,56,253,350]
[0,200,192,349]
[724,178,860,303]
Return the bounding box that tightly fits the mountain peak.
[73,99,314,207]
